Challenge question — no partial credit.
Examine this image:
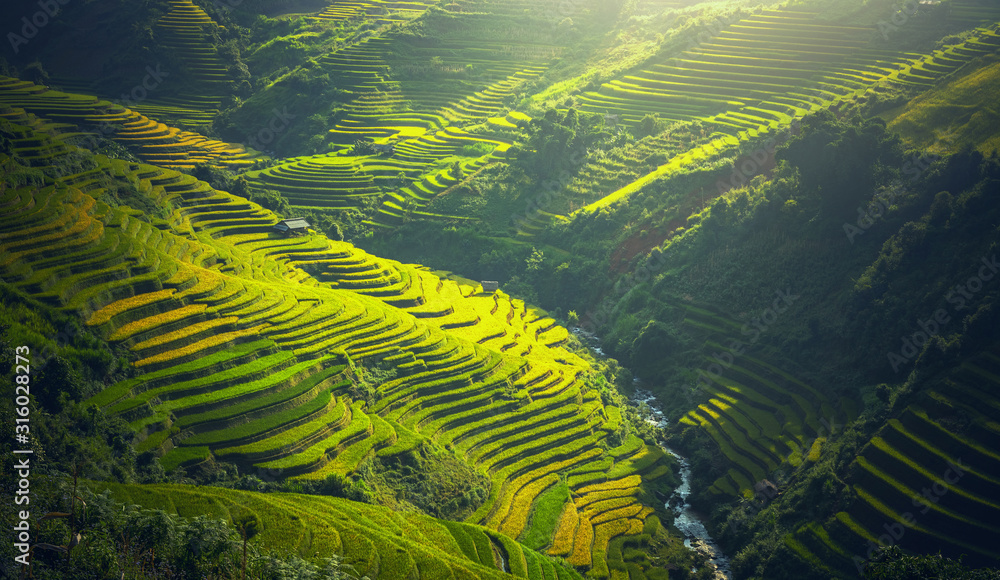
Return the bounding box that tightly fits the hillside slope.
[887,53,1000,155]
[0,94,691,577]
[2,0,999,578]
[94,481,587,580]
[554,78,1000,578]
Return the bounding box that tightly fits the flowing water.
[496,542,509,574]
[633,388,732,580]
[572,328,731,578]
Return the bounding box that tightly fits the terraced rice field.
[96,481,585,580]
[51,0,235,129]
[245,124,510,219]
[948,0,1000,28]
[538,9,1000,234]
[39,1,232,130]
[0,77,254,169]
[783,346,1000,575]
[578,9,923,131]
[673,303,858,497]
[304,3,999,237]
[314,0,441,25]
[0,108,667,575]
[140,0,232,127]
[245,0,568,227]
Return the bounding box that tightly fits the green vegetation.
[886,54,1000,155]
[0,70,683,577]
[862,546,1000,579]
[4,0,1000,578]
[6,478,584,580]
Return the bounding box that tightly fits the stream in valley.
[572,329,732,579]
[633,388,732,579]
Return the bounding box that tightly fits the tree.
[525,247,544,273]
[35,356,82,412]
[636,113,665,138]
[231,176,290,216]
[192,163,233,191]
[478,248,517,280]
[232,513,261,580]
[875,383,891,404]
[176,516,240,578]
[351,139,375,156]
[777,112,903,219]
[863,546,1000,579]
[928,191,953,226]
[516,108,610,182]
[24,61,49,85]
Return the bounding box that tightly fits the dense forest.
[1,0,999,579]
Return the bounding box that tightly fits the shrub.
[461,142,494,157]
